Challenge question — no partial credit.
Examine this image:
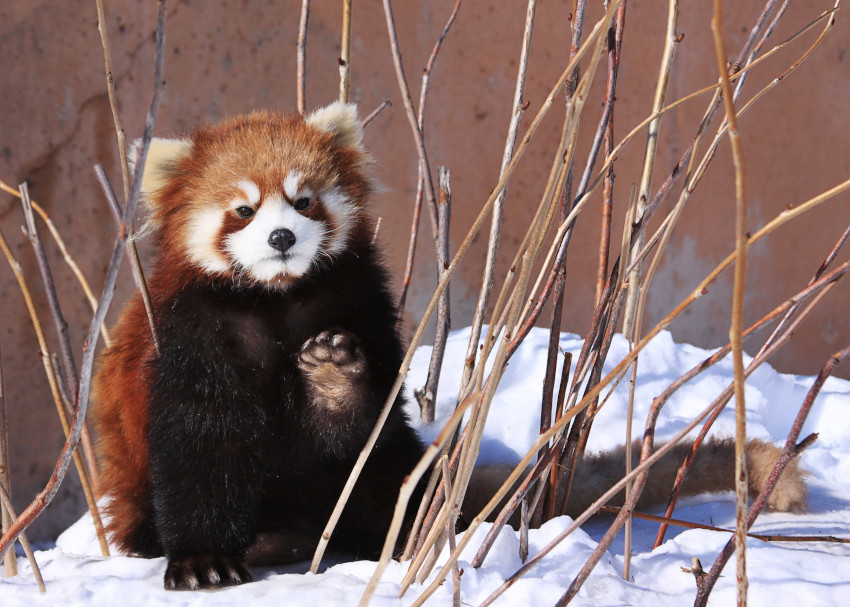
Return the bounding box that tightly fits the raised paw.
[298,330,367,378]
[297,330,369,411]
[164,554,252,590]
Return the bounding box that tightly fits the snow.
[2,327,849,605]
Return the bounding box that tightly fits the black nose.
[268,228,297,253]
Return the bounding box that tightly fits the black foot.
[164,554,252,590]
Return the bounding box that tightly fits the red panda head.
[134,102,371,289]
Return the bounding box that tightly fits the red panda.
[92,103,426,590]
[92,102,807,591]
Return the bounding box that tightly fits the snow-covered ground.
[2,327,849,606]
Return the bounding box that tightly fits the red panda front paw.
[298,330,367,378]
[164,554,252,590]
[298,330,368,410]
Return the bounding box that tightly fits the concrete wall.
[1,1,847,540]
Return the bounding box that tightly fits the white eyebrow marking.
[236,179,261,205]
[283,171,303,199]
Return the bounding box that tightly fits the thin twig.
[0,343,16,578]
[406,0,463,415]
[0,481,43,592]
[339,0,352,103]
[596,1,626,304]
[440,455,461,607]
[297,0,310,114]
[94,165,160,354]
[360,98,391,128]
[621,0,679,340]
[96,0,130,198]
[711,1,750,602]
[617,1,679,574]
[414,168,452,422]
[601,505,850,544]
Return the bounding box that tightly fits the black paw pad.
[164,554,252,590]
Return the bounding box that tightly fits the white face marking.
[186,207,229,273]
[236,179,261,206]
[283,171,303,200]
[320,187,358,254]
[225,197,325,283]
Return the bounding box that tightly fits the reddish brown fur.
[92,295,158,553]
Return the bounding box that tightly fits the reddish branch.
[597,1,626,303]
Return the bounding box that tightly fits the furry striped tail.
[467,438,807,523]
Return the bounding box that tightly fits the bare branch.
[339,0,352,103]
[297,0,310,114]
[360,98,391,128]
[0,343,15,578]
[414,168,452,422]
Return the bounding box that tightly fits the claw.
[164,555,252,591]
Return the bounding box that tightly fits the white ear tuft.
[306,102,363,148]
[129,137,193,197]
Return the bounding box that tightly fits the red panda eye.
[294,197,311,211]
[235,206,255,218]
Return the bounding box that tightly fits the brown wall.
[1,1,847,540]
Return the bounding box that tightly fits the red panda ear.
[129,137,193,199]
[305,102,363,148]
